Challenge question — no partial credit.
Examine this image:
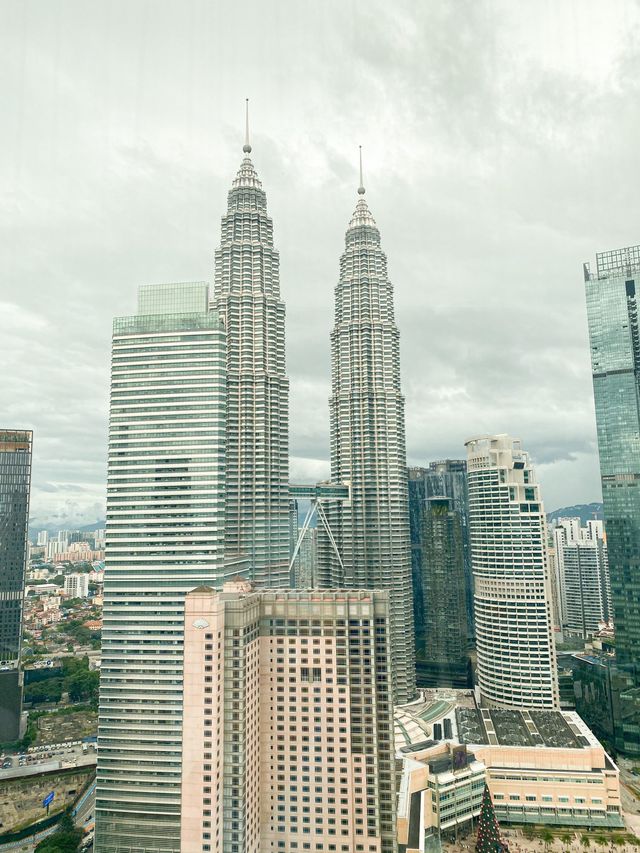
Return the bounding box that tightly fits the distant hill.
[29,519,105,539]
[547,503,603,525]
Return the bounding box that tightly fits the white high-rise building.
[211,112,290,588]
[96,282,228,853]
[466,435,559,709]
[553,517,611,637]
[64,573,89,598]
[318,158,416,705]
[37,530,48,547]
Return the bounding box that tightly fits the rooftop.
[456,707,593,749]
[395,690,600,752]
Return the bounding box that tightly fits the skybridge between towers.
[288,482,350,578]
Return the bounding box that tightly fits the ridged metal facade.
[212,152,290,587]
[318,189,416,705]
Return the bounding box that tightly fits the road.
[0,780,96,853]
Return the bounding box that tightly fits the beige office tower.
[181,583,397,853]
[466,435,559,709]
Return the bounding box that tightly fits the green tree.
[24,678,63,705]
[35,813,82,852]
[541,828,554,849]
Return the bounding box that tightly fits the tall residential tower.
[466,435,558,709]
[211,110,290,587]
[318,156,415,704]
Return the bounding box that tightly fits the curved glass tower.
[211,128,290,587]
[318,164,416,704]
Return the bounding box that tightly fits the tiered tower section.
[318,167,416,704]
[212,133,290,586]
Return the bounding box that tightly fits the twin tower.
[214,127,416,704]
[96,121,415,850]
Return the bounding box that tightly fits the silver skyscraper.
[96,282,227,852]
[318,154,416,704]
[211,106,290,587]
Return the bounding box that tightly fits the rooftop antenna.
[243,98,252,154]
[357,145,365,195]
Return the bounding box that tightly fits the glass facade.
[584,245,640,753]
[0,430,32,741]
[408,461,473,657]
[420,496,470,687]
[95,283,227,852]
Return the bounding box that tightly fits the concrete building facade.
[64,573,90,599]
[554,518,611,638]
[466,435,558,709]
[181,583,397,853]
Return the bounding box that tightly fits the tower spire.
[358,145,365,195]
[243,98,252,154]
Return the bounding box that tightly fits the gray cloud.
[1,0,639,521]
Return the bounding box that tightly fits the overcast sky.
[2,0,640,525]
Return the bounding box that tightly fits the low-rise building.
[395,689,623,849]
[397,740,486,849]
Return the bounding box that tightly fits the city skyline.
[4,1,640,523]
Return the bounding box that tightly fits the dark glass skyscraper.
[419,496,469,687]
[408,461,473,654]
[585,244,640,752]
[0,430,32,741]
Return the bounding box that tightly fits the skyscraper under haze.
[585,245,640,752]
[96,282,227,853]
[0,430,32,741]
[211,115,290,587]
[466,434,558,709]
[318,159,416,704]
